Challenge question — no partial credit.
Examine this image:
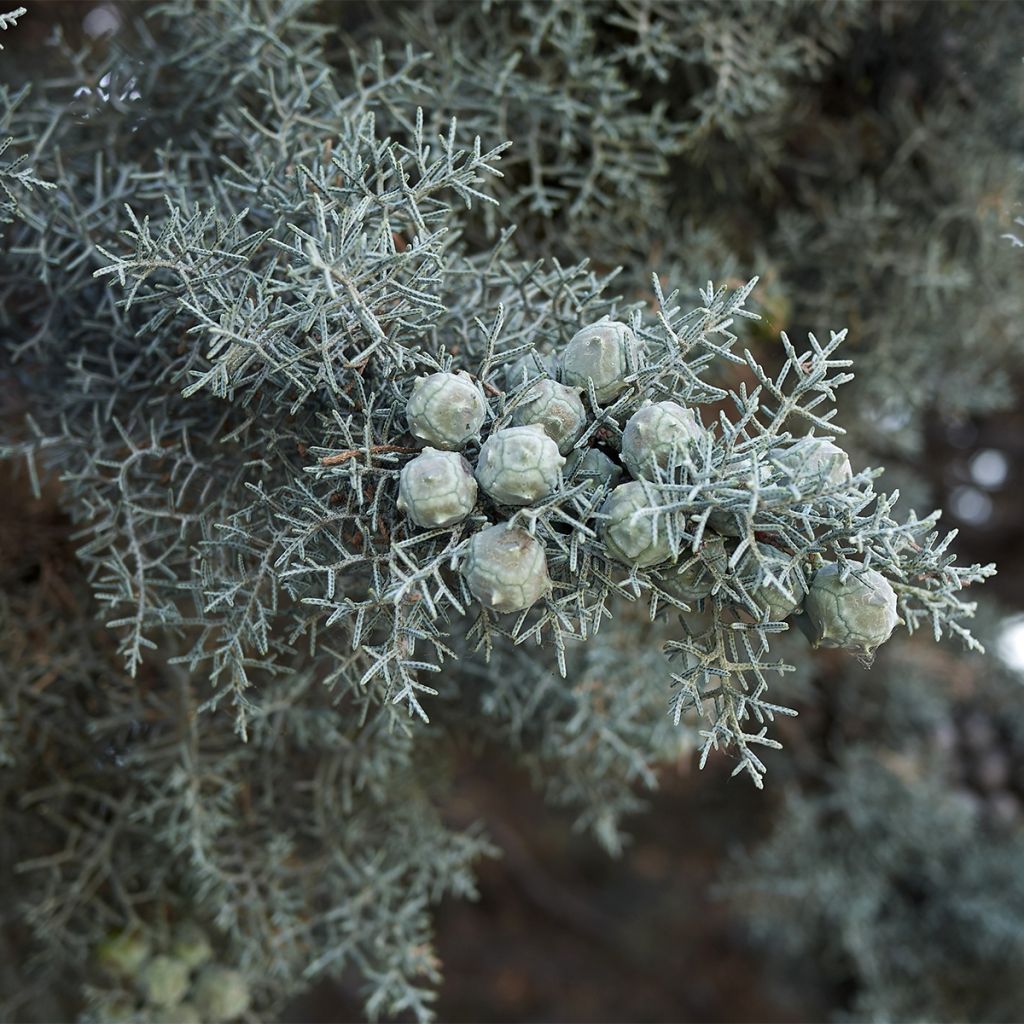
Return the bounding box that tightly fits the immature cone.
[193,965,251,1023]
[661,533,728,602]
[805,562,900,653]
[405,371,487,450]
[512,378,588,454]
[91,997,138,1024]
[621,400,703,479]
[504,351,556,391]
[707,510,741,537]
[773,435,852,489]
[462,523,550,613]
[151,1005,201,1024]
[564,446,623,488]
[95,930,151,978]
[560,318,643,404]
[138,955,190,1009]
[738,543,806,621]
[600,481,675,567]
[707,455,777,537]
[171,921,213,970]
[397,448,477,528]
[476,424,565,506]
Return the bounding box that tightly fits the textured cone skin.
[773,435,853,489]
[661,533,729,602]
[512,378,588,454]
[405,371,487,450]
[707,455,779,536]
[476,424,565,505]
[193,966,251,1023]
[564,446,623,488]
[504,351,556,391]
[138,955,191,1009]
[621,400,703,479]
[397,447,478,527]
[738,542,806,621]
[805,562,900,652]
[152,1005,201,1024]
[95,930,152,978]
[707,509,743,537]
[600,481,675,567]
[171,921,213,970]
[462,523,550,613]
[560,319,643,404]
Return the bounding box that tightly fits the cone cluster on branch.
[92,923,250,1024]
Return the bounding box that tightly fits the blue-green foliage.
[734,746,1024,1022]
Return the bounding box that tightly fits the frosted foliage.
[806,563,900,653]
[621,400,703,479]
[661,533,728,602]
[397,448,477,528]
[600,482,675,568]
[774,435,853,489]
[738,543,806,621]
[462,524,550,613]
[405,372,487,450]
[560,319,643,404]
[475,425,565,506]
[0,2,1006,1013]
[512,378,588,454]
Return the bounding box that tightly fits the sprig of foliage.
[0,6,25,48]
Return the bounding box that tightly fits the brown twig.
[319,444,417,467]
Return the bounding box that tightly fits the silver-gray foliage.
[0,0,1007,1021]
